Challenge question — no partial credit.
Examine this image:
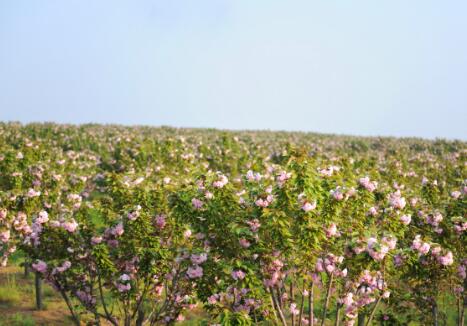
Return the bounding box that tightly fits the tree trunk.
[334,304,341,326]
[35,272,43,310]
[320,273,334,326]
[432,301,438,326]
[309,283,314,326]
[358,313,366,326]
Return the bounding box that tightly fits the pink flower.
[325,223,339,237]
[367,207,378,216]
[32,260,47,273]
[331,188,344,201]
[117,283,131,292]
[399,214,411,225]
[187,265,203,279]
[191,253,207,264]
[62,219,78,233]
[155,215,166,229]
[341,293,354,306]
[438,251,454,266]
[246,219,261,232]
[192,198,203,209]
[112,222,124,236]
[0,230,10,243]
[36,211,49,224]
[232,270,246,280]
[389,191,406,209]
[359,177,377,192]
[91,236,103,245]
[255,198,270,208]
[451,191,462,199]
[239,238,251,248]
[302,201,317,212]
[419,243,431,255]
[290,303,299,316]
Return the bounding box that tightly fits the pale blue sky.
[1,1,466,139]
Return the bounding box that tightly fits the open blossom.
[438,251,454,266]
[27,188,41,197]
[239,238,251,248]
[231,270,246,280]
[389,190,406,209]
[192,198,203,209]
[187,265,203,279]
[0,230,10,243]
[341,293,354,307]
[155,214,166,229]
[246,219,261,232]
[53,261,71,274]
[36,211,49,224]
[367,206,378,216]
[255,198,270,208]
[289,303,299,316]
[451,191,462,199]
[399,214,411,225]
[359,177,377,192]
[276,171,291,186]
[325,223,339,237]
[212,174,228,188]
[91,236,103,245]
[32,260,47,273]
[331,188,344,201]
[112,222,124,236]
[246,170,262,182]
[117,283,131,292]
[302,201,316,212]
[190,253,207,264]
[62,219,79,233]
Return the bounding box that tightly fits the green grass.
[0,274,21,307]
[0,313,36,326]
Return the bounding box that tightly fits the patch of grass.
[8,313,36,326]
[0,274,21,307]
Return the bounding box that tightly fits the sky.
[0,1,466,140]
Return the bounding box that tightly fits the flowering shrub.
[0,123,465,325]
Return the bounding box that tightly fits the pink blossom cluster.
[388,190,406,209]
[52,260,72,274]
[340,270,389,324]
[67,193,82,210]
[255,194,273,208]
[186,251,208,279]
[155,214,166,229]
[316,254,347,277]
[359,176,378,192]
[191,198,203,209]
[32,260,48,273]
[318,165,340,177]
[298,193,316,212]
[246,170,262,182]
[127,205,142,221]
[263,258,284,287]
[116,273,131,292]
[212,173,228,188]
[411,235,431,255]
[276,170,291,187]
[452,216,467,234]
[246,219,261,232]
[76,287,96,306]
[325,223,340,237]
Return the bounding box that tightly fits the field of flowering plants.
[0,122,465,326]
